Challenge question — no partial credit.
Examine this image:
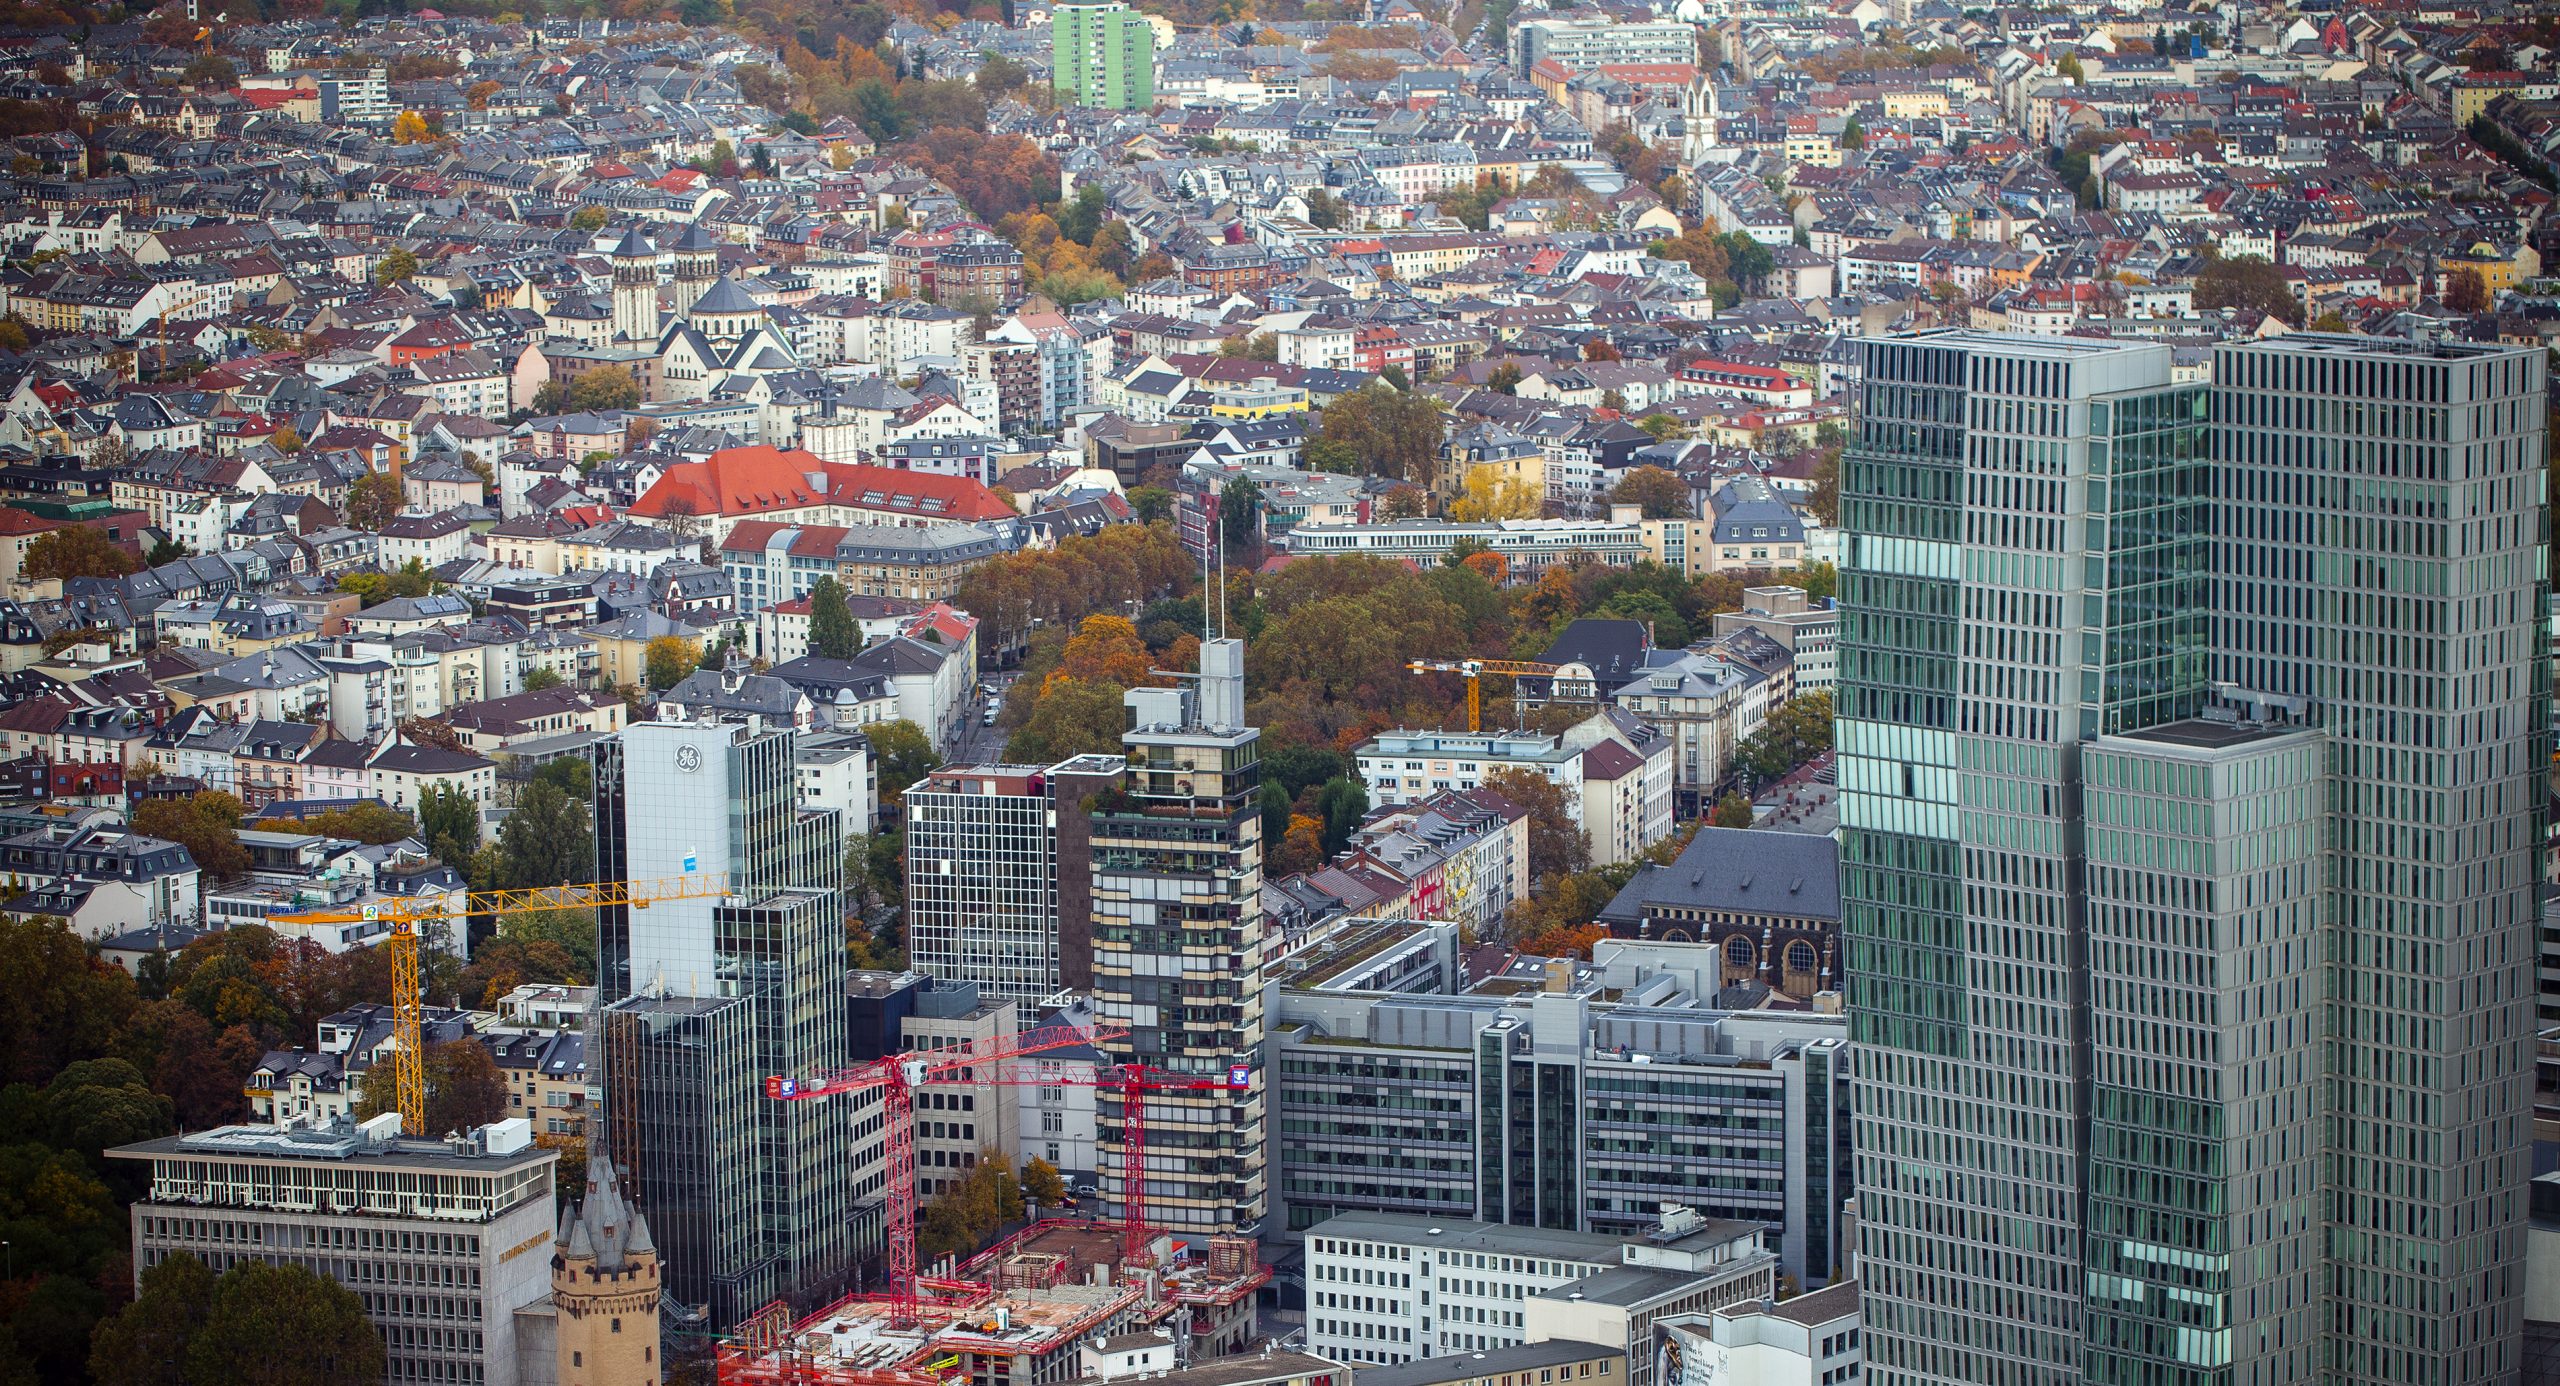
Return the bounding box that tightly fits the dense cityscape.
[0,0,2547,1384]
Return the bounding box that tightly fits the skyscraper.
[1090,639,1269,1234]
[595,715,857,1326]
[1050,0,1156,110]
[905,755,1126,1003]
[1838,331,2546,1385]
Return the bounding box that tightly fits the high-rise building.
[1050,0,1156,110]
[594,715,857,1327]
[905,755,1126,1002]
[1837,331,2546,1385]
[1090,638,1269,1234]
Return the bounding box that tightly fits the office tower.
[1050,0,1156,109]
[1838,331,2546,1386]
[2208,335,2543,1385]
[595,715,856,1326]
[1090,638,1269,1233]
[904,755,1126,1002]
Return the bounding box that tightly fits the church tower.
[669,223,720,316]
[610,224,658,346]
[551,1146,662,1386]
[1681,73,1720,164]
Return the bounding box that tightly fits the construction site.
[718,1222,1270,1386]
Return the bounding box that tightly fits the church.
[606,221,803,402]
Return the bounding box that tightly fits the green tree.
[521,666,564,691]
[564,368,642,413]
[374,246,420,286]
[807,575,860,660]
[1314,775,1369,857]
[1735,691,1835,781]
[145,537,189,566]
[1794,559,1837,603]
[1304,436,1361,475]
[132,790,251,879]
[0,915,137,1085]
[569,205,610,231]
[497,779,593,889]
[21,525,138,581]
[417,781,481,866]
[1128,485,1174,523]
[186,1259,387,1386]
[88,1252,217,1386]
[867,719,942,804]
[1006,676,1129,762]
[1220,475,1262,551]
[1317,384,1447,489]
[1710,791,1754,829]
[1839,116,1864,150]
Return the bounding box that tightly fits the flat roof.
[1359,1341,1625,1386]
[2113,718,2299,751]
[1305,1211,1623,1261]
[110,1124,556,1173]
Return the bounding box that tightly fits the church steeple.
[610,224,659,346]
[1682,73,1720,164]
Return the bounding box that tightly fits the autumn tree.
[645,635,701,691]
[293,802,420,845]
[391,110,435,144]
[1482,766,1589,884]
[355,1037,508,1135]
[2444,267,2491,313]
[916,1152,1024,1263]
[570,204,610,231]
[1609,465,1691,520]
[565,368,642,412]
[20,523,137,581]
[2193,252,2302,326]
[1020,1156,1068,1206]
[467,79,503,110]
[1449,466,1543,521]
[132,790,251,879]
[342,471,403,531]
[1317,385,1446,489]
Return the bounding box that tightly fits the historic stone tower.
[669,222,720,316]
[1682,72,1720,164]
[610,224,658,346]
[551,1148,662,1386]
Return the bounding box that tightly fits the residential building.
[1052,0,1157,109]
[1707,588,1835,695]
[1089,639,1268,1234]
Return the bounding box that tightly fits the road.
[950,671,1021,765]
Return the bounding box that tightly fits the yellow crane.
[275,873,729,1135]
[1406,658,1567,733]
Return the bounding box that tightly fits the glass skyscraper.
[596,717,858,1327]
[1839,331,2545,1385]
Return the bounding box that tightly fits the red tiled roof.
[0,508,59,537]
[633,447,1012,524]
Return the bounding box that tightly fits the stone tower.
[609,224,658,346]
[1681,72,1720,164]
[551,1146,662,1386]
[669,223,720,316]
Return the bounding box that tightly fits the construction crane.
[274,873,733,1139]
[766,1019,1127,1318]
[1055,1063,1254,1267]
[1406,658,1566,733]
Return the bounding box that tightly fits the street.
[950,670,1021,764]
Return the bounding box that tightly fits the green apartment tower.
[1838,331,2546,1386]
[1051,0,1156,109]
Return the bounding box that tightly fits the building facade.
[594,715,857,1327]
[905,756,1126,1002]
[1089,639,1270,1234]
[1838,331,2546,1385]
[1052,0,1157,109]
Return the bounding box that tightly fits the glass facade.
[1843,331,2548,1386]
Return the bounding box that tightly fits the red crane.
[766,1019,1124,1317]
[991,1061,1254,1266]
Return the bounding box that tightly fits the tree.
[89,1251,217,1386]
[1839,116,1865,150]
[0,915,136,1087]
[374,246,420,286]
[868,720,942,804]
[183,52,236,86]
[2193,252,2302,327]
[564,368,642,412]
[497,779,594,889]
[570,204,610,231]
[1449,467,1543,521]
[132,790,251,879]
[273,424,305,453]
[1808,446,1840,528]
[1221,475,1262,552]
[1006,677,1129,762]
[294,802,419,845]
[1314,776,1368,857]
[20,525,136,581]
[645,635,701,691]
[1020,1156,1068,1207]
[1317,385,1446,489]
[808,575,860,660]
[354,1037,507,1136]
[916,1152,1023,1263]
[186,1259,386,1386]
[522,666,564,691]
[467,79,503,110]
[1487,362,1524,395]
[2056,51,2085,84]
[1304,436,1361,475]
[1735,691,1834,781]
[1128,485,1174,523]
[392,110,434,144]
[2445,267,2490,314]
[1609,466,1690,519]
[342,471,402,531]
[1219,332,1280,361]
[1482,766,1589,883]
[1639,414,1685,442]
[417,781,480,866]
[1710,791,1754,829]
